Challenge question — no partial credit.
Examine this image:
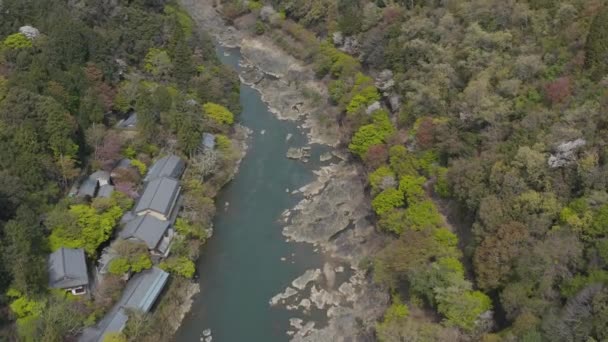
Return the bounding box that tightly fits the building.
[201,133,216,150]
[134,177,181,221]
[143,155,186,183]
[48,247,89,295]
[89,170,111,187]
[115,113,137,130]
[97,184,115,199]
[119,215,174,256]
[77,178,98,198]
[77,170,113,198]
[79,267,170,342]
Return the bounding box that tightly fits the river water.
[175,45,326,341]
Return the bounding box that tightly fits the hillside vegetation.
[221,0,608,340]
[0,0,240,340]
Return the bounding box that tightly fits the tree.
[203,102,234,125]
[435,288,492,332]
[3,207,47,295]
[369,166,396,194]
[349,110,395,157]
[585,6,608,78]
[159,257,195,278]
[389,145,417,177]
[372,188,404,215]
[135,87,159,143]
[474,221,530,290]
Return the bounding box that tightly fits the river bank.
[178,0,389,340]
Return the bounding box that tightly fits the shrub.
[160,257,196,278]
[3,33,32,49]
[372,188,405,215]
[203,102,234,125]
[369,166,395,193]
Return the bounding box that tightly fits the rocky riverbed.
[179,0,389,340]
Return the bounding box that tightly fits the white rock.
[261,129,266,135]
[203,329,211,337]
[320,152,333,162]
[335,266,344,273]
[286,133,293,141]
[292,269,321,290]
[289,318,304,330]
[332,31,344,46]
[299,298,312,311]
[281,257,286,261]
[548,138,586,168]
[269,287,298,306]
[205,337,212,342]
[365,101,382,115]
[19,26,40,39]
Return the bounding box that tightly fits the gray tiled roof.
[48,248,89,289]
[79,267,169,342]
[97,185,114,198]
[119,215,170,250]
[134,177,180,218]
[143,155,185,182]
[77,178,98,198]
[89,170,111,183]
[116,113,137,129]
[202,133,216,150]
[122,267,170,312]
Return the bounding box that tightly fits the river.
[175,45,327,341]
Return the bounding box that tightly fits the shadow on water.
[174,45,328,341]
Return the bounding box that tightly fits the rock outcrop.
[548,138,586,168]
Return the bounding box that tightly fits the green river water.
[175,45,326,341]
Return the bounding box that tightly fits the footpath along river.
[175,44,328,341]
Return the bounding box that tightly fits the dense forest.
[0,0,241,340]
[217,0,608,341]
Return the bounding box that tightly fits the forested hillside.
[217,0,608,340]
[0,0,240,340]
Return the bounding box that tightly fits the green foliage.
[383,296,409,323]
[130,159,147,175]
[9,292,44,319]
[434,167,450,198]
[203,102,234,125]
[164,5,194,38]
[560,270,608,298]
[346,86,380,114]
[2,33,32,49]
[369,166,395,193]
[585,6,608,78]
[436,289,492,331]
[144,48,172,77]
[403,200,443,231]
[398,175,426,203]
[348,110,395,156]
[378,208,407,235]
[389,145,418,177]
[175,217,207,240]
[372,188,404,215]
[328,80,346,104]
[216,134,232,152]
[314,41,360,78]
[48,199,124,256]
[160,257,196,278]
[0,75,7,103]
[103,332,127,342]
[434,228,458,249]
[248,1,263,11]
[108,257,130,275]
